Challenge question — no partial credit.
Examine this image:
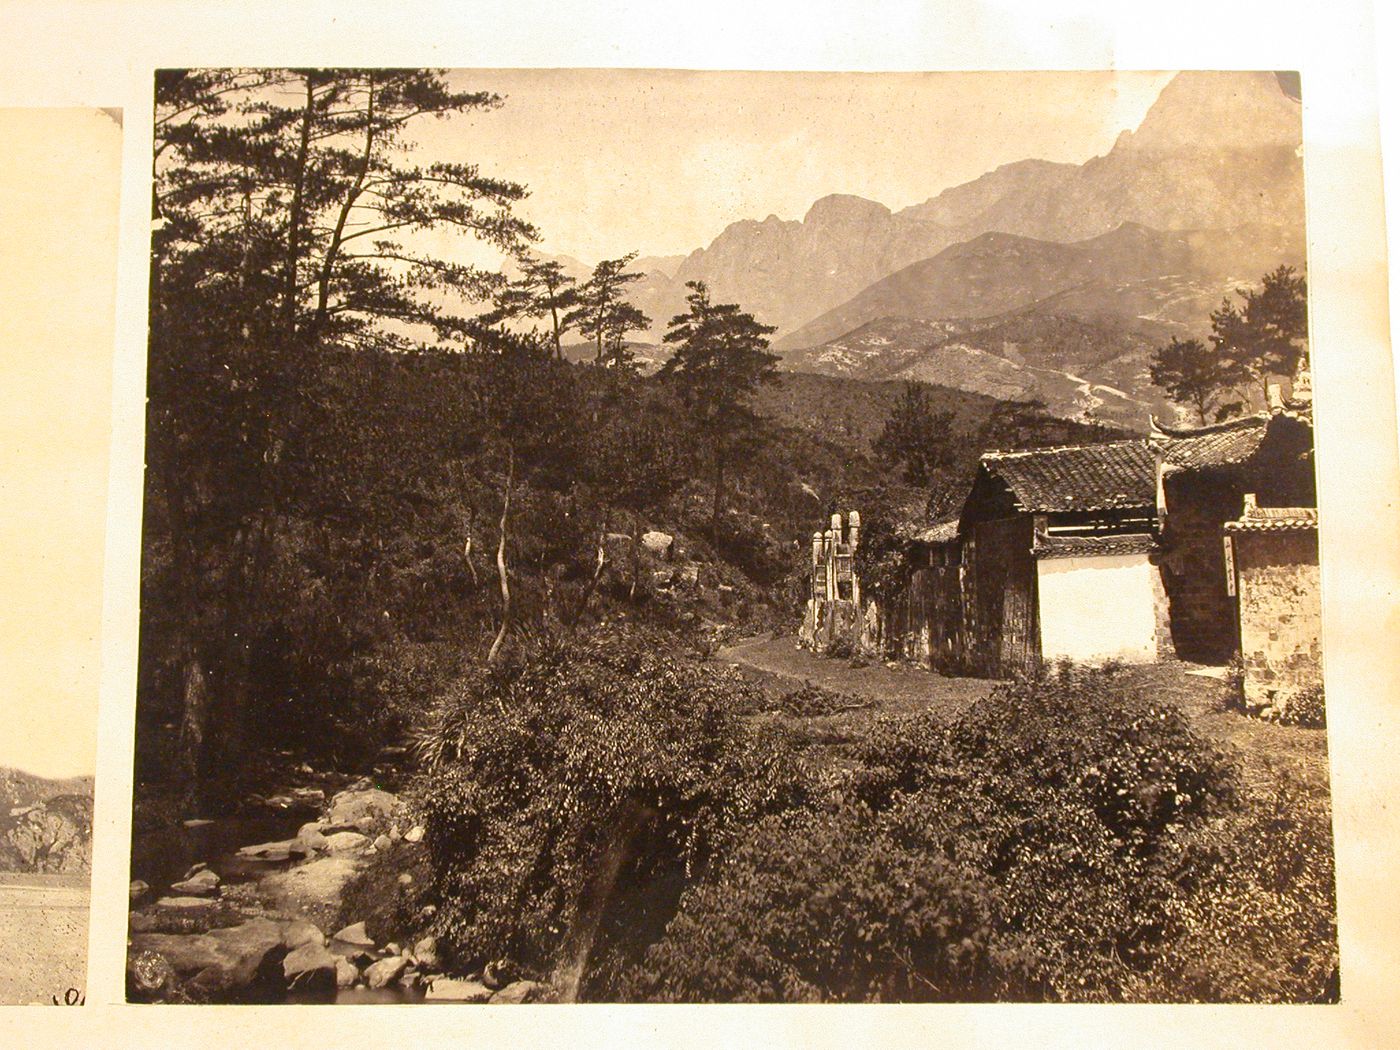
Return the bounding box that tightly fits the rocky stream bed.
[126,779,543,1005]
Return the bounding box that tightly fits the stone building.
[1150,390,1316,663]
[958,440,1168,676]
[1224,496,1322,717]
[800,381,1321,711]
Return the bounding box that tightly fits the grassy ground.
[716,636,1332,798]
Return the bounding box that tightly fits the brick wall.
[1235,529,1322,715]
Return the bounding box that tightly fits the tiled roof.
[1033,533,1159,559]
[980,440,1155,513]
[911,520,960,545]
[1224,506,1319,532]
[1154,414,1272,471]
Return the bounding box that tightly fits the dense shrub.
[622,807,1037,1002]
[1278,685,1326,729]
[408,631,816,993]
[625,667,1247,1002]
[777,683,862,717]
[1132,772,1338,1003]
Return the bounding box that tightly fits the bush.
[1278,685,1326,729]
[408,630,816,994]
[777,683,860,717]
[627,667,1246,1002]
[622,807,1037,1002]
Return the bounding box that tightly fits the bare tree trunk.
[629,521,642,601]
[570,512,609,626]
[711,447,725,534]
[553,800,656,1002]
[486,445,514,665]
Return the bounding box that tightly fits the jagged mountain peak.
[1126,70,1300,154]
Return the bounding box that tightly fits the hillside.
[775,221,1304,353]
[0,768,94,874]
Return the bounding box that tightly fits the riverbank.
[126,777,543,1004]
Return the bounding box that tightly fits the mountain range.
[544,71,1305,430]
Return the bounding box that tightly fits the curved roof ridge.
[982,437,1147,459]
[1149,412,1270,438]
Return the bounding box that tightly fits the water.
[130,809,312,897]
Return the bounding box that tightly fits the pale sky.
[0,107,120,778]
[412,69,1177,263]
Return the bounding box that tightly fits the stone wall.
[1234,528,1322,716]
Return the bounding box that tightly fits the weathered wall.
[877,556,964,670]
[963,516,1039,677]
[1234,529,1322,714]
[1161,472,1242,662]
[1037,552,1160,664]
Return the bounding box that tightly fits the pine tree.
[566,253,650,367]
[661,281,778,529]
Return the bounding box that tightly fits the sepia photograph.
[117,66,1339,1007]
[0,106,121,1004]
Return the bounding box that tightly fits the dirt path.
[718,635,996,717]
[719,636,1332,799]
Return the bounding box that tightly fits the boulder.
[641,530,674,557]
[425,977,492,1003]
[129,879,150,904]
[130,918,285,997]
[170,868,221,898]
[364,955,409,990]
[283,941,339,991]
[182,862,209,879]
[403,825,425,844]
[126,949,179,1002]
[413,936,439,970]
[397,872,413,887]
[323,831,369,854]
[372,833,392,853]
[385,941,402,957]
[490,979,542,1004]
[326,787,399,829]
[676,564,700,587]
[153,895,220,911]
[280,919,325,951]
[296,822,329,851]
[335,958,359,989]
[332,921,376,947]
[236,839,309,863]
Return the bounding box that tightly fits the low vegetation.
[339,645,1336,1003]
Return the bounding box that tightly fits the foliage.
[845,485,920,601]
[1278,685,1326,729]
[1148,337,1240,424]
[1210,265,1309,404]
[776,683,862,717]
[621,806,1035,1002]
[623,667,1255,1003]
[872,381,958,488]
[484,253,582,357]
[408,632,816,988]
[662,281,780,527]
[1151,265,1308,420]
[566,253,651,368]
